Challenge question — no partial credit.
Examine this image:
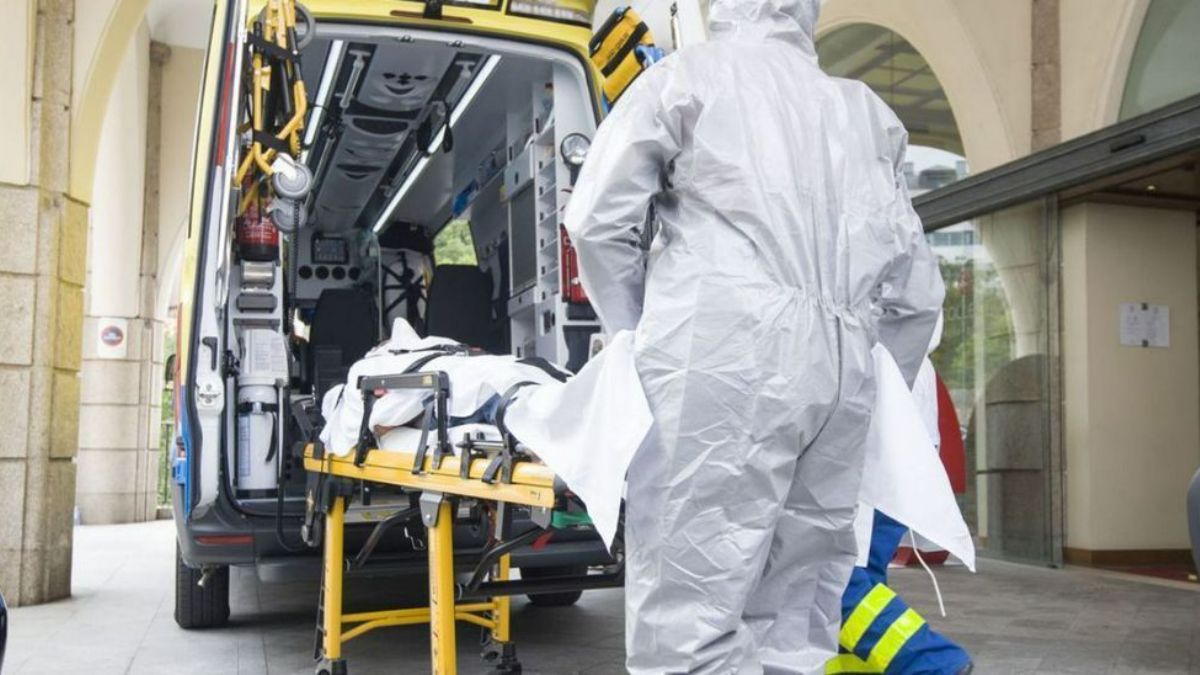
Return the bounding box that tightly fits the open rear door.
[175,0,245,519]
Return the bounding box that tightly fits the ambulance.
[172,0,663,627]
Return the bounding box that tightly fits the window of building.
[1119,0,1200,120]
[817,26,964,152]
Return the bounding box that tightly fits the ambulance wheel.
[174,544,230,629]
[522,565,586,607]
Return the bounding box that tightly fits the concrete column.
[137,43,171,521]
[978,202,1050,358]
[1031,0,1061,151]
[75,31,167,525]
[0,0,86,607]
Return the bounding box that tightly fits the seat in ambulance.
[425,265,504,353]
[310,288,378,399]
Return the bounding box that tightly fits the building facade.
[0,0,1197,605]
[811,0,1200,567]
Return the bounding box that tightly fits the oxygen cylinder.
[237,329,289,493]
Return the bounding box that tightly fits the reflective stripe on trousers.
[827,512,970,674]
[827,583,926,673]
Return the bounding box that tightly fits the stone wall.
[0,0,86,607]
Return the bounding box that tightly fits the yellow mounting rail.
[304,443,559,674]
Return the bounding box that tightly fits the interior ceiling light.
[372,55,501,234]
[1146,184,1157,192]
[301,39,346,165]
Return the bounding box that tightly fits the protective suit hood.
[708,0,820,55]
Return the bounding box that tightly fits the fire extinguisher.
[560,226,588,304]
[238,198,279,263]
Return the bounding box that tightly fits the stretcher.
[303,370,621,675]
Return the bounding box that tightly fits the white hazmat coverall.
[563,0,945,670]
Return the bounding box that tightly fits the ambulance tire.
[174,544,230,629]
[522,565,586,607]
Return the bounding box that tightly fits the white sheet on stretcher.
[504,330,652,549]
[319,319,569,456]
[377,423,502,453]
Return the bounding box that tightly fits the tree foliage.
[930,257,1016,409]
[435,219,478,266]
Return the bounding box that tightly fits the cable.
[909,531,947,618]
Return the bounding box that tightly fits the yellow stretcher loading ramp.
[303,370,621,675]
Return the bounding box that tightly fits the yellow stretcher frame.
[304,443,560,675]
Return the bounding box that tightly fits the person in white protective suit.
[562,0,946,670]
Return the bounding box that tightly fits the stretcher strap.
[494,381,537,436]
[388,348,457,367]
[410,395,438,474]
[353,392,377,466]
[247,32,295,61]
[482,381,538,484]
[516,356,570,383]
[252,129,293,154]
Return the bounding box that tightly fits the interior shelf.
[535,120,555,145]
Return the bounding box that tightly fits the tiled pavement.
[6,520,1199,674]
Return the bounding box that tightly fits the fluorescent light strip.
[372,55,501,233]
[300,39,345,164]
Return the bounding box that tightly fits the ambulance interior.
[222,26,600,513]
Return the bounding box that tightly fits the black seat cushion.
[425,265,501,352]
[309,288,377,399]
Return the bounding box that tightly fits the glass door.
[927,197,1064,565]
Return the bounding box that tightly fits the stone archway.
[74,1,209,526]
[818,1,1024,172]
[71,0,153,204]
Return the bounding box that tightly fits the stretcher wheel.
[315,659,347,675]
[482,640,521,674]
[521,565,586,607]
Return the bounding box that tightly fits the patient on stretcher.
[319,318,571,457]
[319,318,652,547]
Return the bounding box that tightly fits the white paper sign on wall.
[1119,303,1169,348]
[96,318,129,359]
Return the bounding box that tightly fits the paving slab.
[5,521,1199,674]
